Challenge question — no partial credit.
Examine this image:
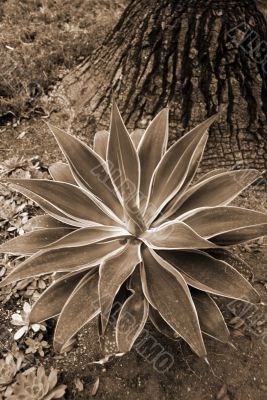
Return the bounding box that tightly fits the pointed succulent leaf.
[0,227,74,255]
[0,240,123,286]
[195,168,228,182]
[93,130,109,160]
[207,247,251,267]
[127,263,144,293]
[154,135,208,226]
[212,224,267,245]
[107,102,140,204]
[54,271,100,352]
[183,206,267,240]
[44,225,130,250]
[141,221,217,250]
[107,102,145,233]
[130,129,145,148]
[144,114,218,225]
[8,185,85,228]
[99,240,142,331]
[174,134,208,195]
[171,170,261,218]
[30,271,87,323]
[149,306,179,340]
[108,102,140,203]
[116,266,148,353]
[141,247,207,358]
[48,123,123,220]
[150,292,230,344]
[191,290,230,343]
[159,250,260,303]
[23,215,72,232]
[116,291,148,353]
[93,129,143,160]
[98,308,119,357]
[53,271,69,281]
[8,179,120,227]
[49,162,77,185]
[98,287,130,357]
[206,248,254,283]
[138,108,169,211]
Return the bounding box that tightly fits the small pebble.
[217,384,228,399]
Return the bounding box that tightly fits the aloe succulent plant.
[1,102,267,360]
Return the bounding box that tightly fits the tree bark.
[50,0,267,172]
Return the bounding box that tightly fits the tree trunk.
[50,0,267,173]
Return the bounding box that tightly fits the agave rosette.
[1,102,266,360]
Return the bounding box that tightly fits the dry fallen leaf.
[91,377,100,396]
[74,377,84,392]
